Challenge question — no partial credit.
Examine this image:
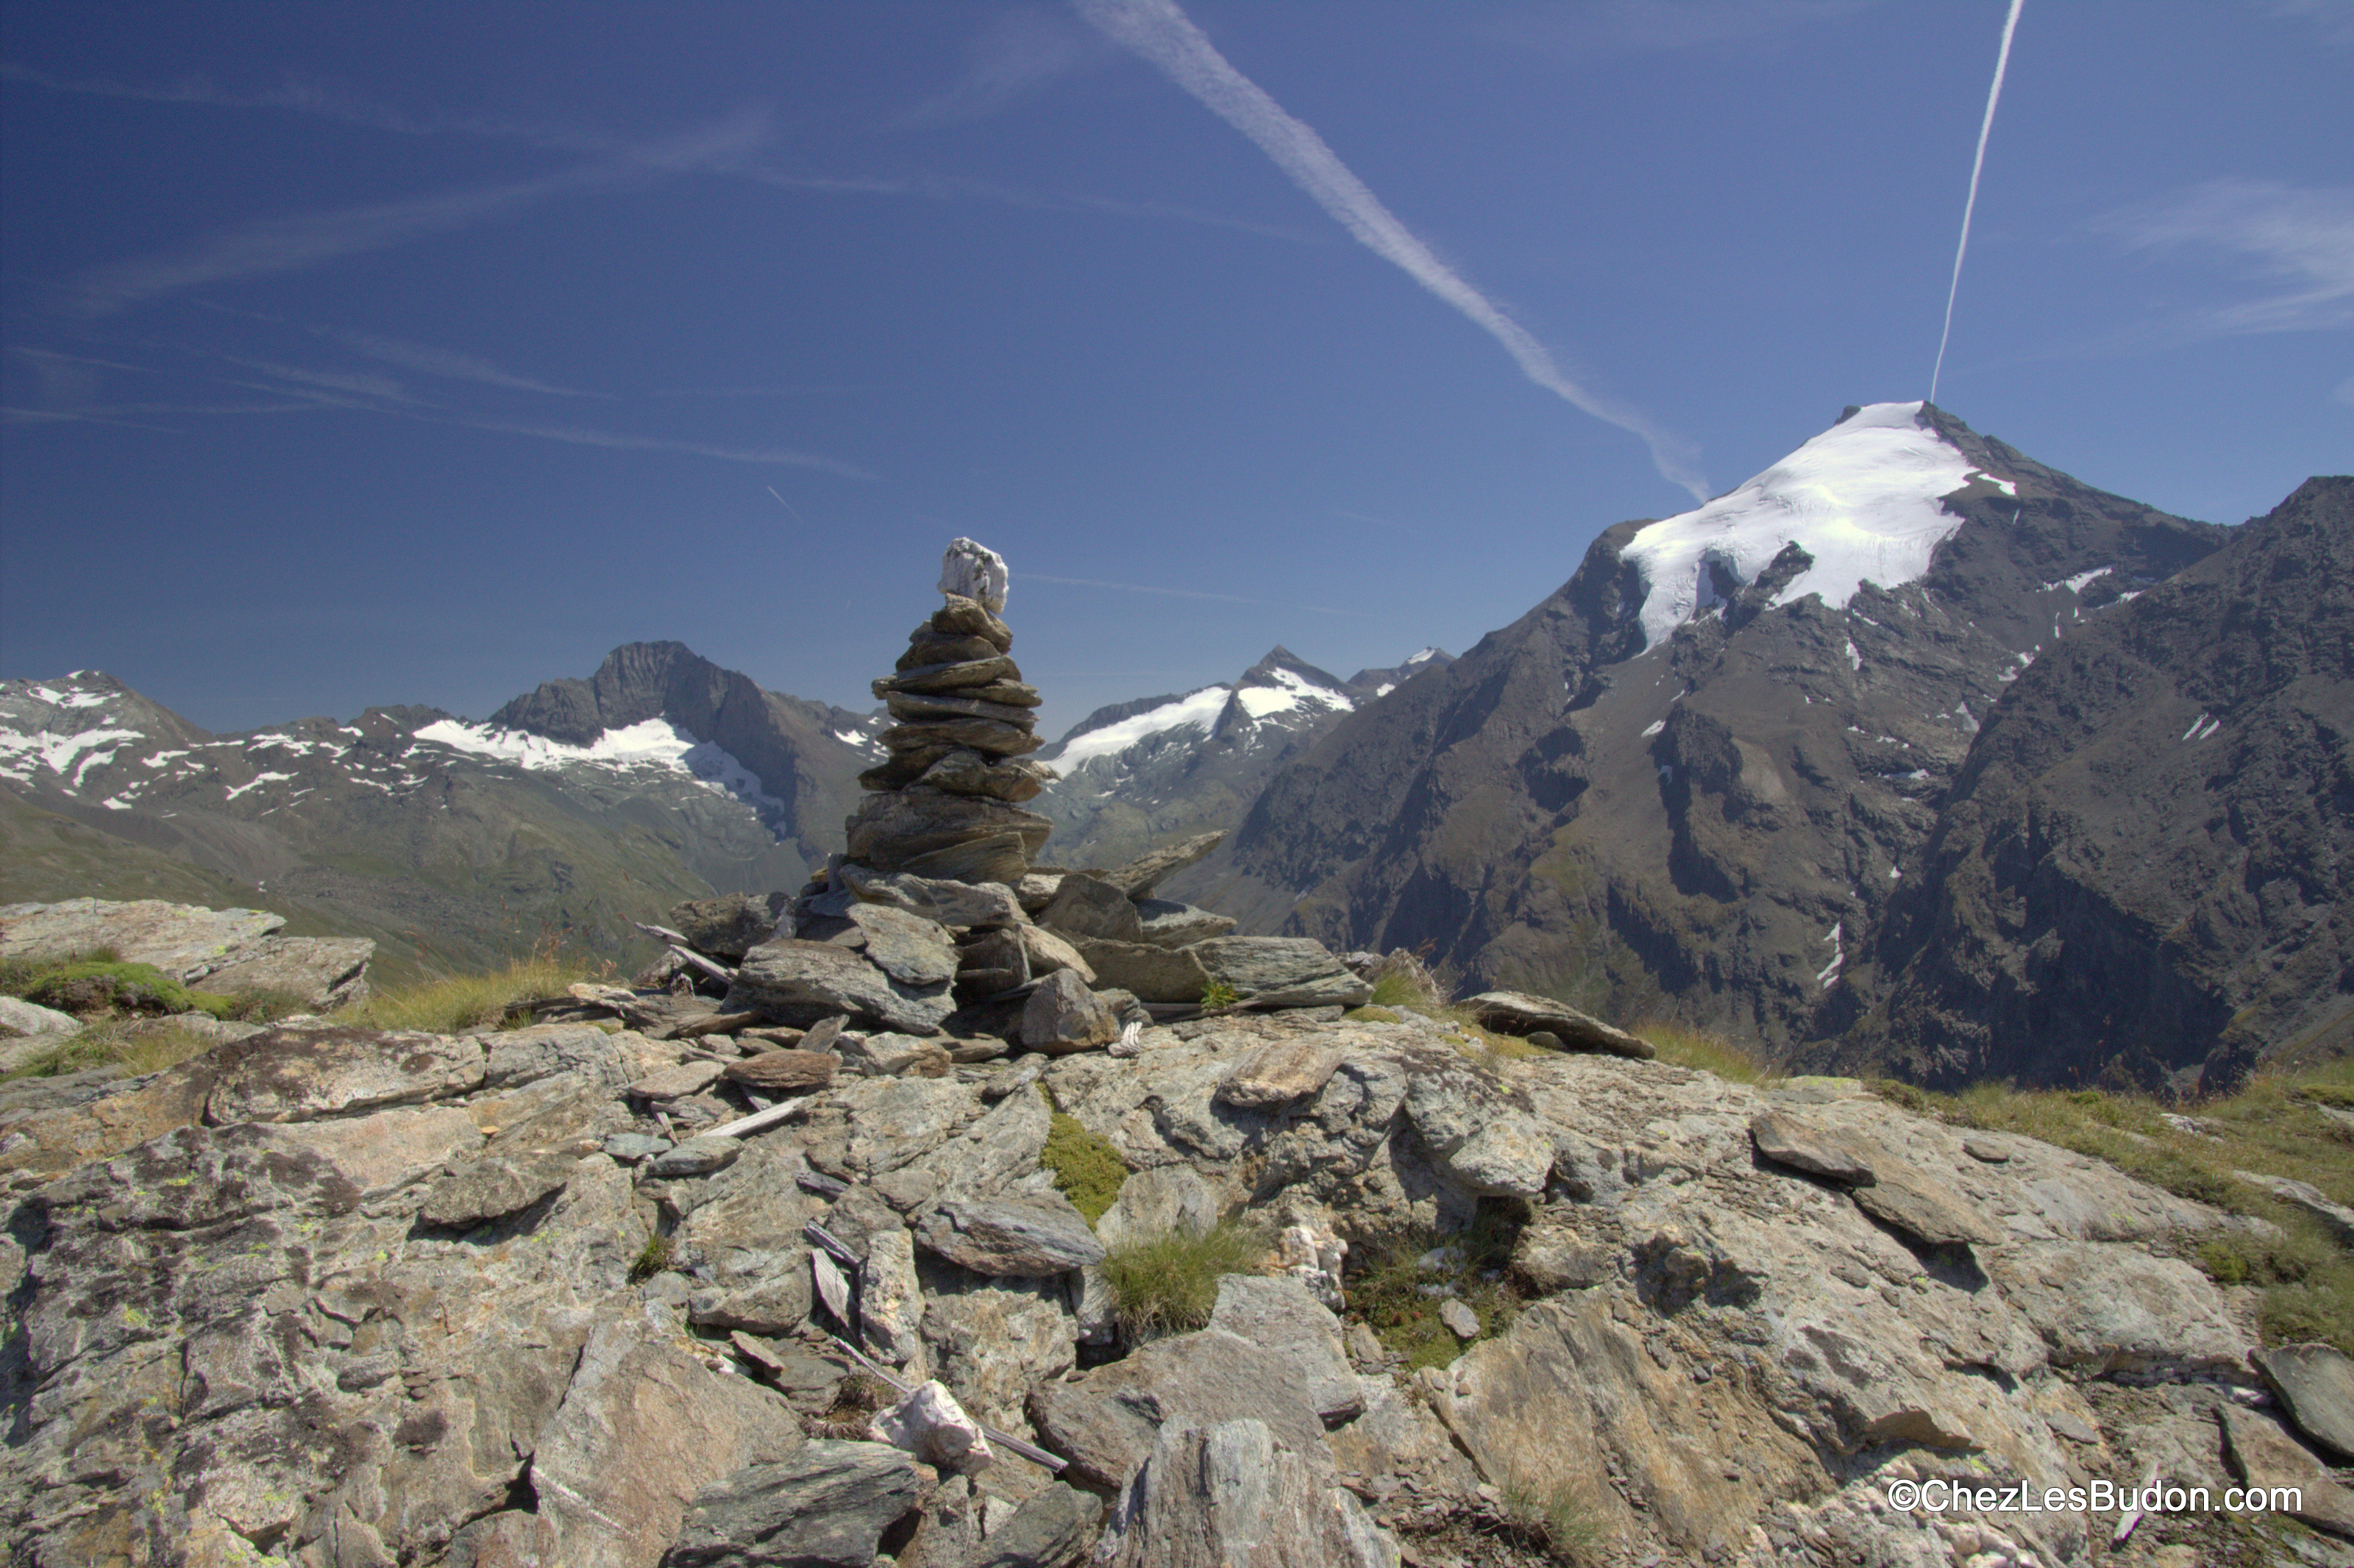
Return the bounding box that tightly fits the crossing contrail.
[1930,0,2027,405]
[1074,0,1708,500]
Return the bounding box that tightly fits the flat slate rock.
[843,902,959,988]
[1097,832,1226,899]
[1039,874,1143,944]
[418,1152,577,1229]
[1749,1110,1877,1185]
[837,863,1028,929]
[658,1440,927,1568]
[1073,939,1209,1005]
[727,939,954,1036]
[647,1136,742,1179]
[724,1050,839,1094]
[666,893,789,961]
[1462,991,1655,1058]
[1216,1038,1344,1109]
[2220,1405,2354,1541]
[1027,1326,1331,1492]
[1096,1417,1396,1568]
[193,936,374,1011]
[1193,937,1372,1008]
[2255,1344,2354,1461]
[1852,1165,2002,1247]
[0,897,284,981]
[1133,898,1239,949]
[914,1192,1106,1276]
[1208,1274,1363,1425]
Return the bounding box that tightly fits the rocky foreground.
[5,972,2351,1564]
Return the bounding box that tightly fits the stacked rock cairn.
[842,538,1059,886]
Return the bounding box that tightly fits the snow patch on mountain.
[413,716,785,813]
[1054,686,1230,771]
[1621,401,1995,652]
[1234,665,1355,721]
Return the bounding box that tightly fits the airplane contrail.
[1930,0,2027,405]
[765,484,808,524]
[1073,0,1708,501]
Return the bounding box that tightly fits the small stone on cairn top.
[842,539,1057,885]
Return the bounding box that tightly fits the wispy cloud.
[1481,0,1876,57]
[2333,374,2354,409]
[68,113,775,315]
[1,60,652,156]
[321,329,602,396]
[895,8,1101,128]
[454,417,876,477]
[225,356,423,405]
[1073,0,1707,499]
[2094,179,2354,340]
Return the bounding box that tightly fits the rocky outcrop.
[0,963,2316,1567]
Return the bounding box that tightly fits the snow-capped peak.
[1404,647,1440,666]
[1619,401,2006,652]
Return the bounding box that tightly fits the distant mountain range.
[8,402,2344,1091]
[0,644,884,978]
[1033,644,1451,871]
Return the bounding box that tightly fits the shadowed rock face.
[1829,475,2354,1092]
[1171,406,2249,1080]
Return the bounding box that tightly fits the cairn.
[841,538,1058,885]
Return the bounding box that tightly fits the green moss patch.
[1042,1111,1129,1225]
[24,961,236,1020]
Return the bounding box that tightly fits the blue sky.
[3,1,2347,740]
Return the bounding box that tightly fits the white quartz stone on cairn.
[939,537,1009,614]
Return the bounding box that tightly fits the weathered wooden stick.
[802,1221,864,1269]
[702,1096,813,1141]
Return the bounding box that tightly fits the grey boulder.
[1193,937,1371,1008]
[1095,1418,1398,1568]
[1021,968,1120,1055]
[844,902,960,988]
[658,1441,928,1567]
[418,1152,577,1229]
[728,939,954,1036]
[915,1192,1107,1276]
[1039,874,1143,944]
[2255,1343,2354,1460]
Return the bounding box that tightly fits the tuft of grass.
[1889,1067,2354,1355]
[1100,1220,1266,1341]
[1199,980,1242,1011]
[627,1230,675,1283]
[1497,1469,1613,1565]
[1,1019,222,1083]
[1042,1111,1129,1225]
[1368,969,1429,1011]
[1343,1005,1403,1024]
[348,945,597,1035]
[1348,1202,1526,1372]
[1636,1021,1782,1086]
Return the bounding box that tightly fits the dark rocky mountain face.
[1034,644,1451,872]
[1172,403,2244,1076]
[0,645,883,976]
[1824,475,2354,1092]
